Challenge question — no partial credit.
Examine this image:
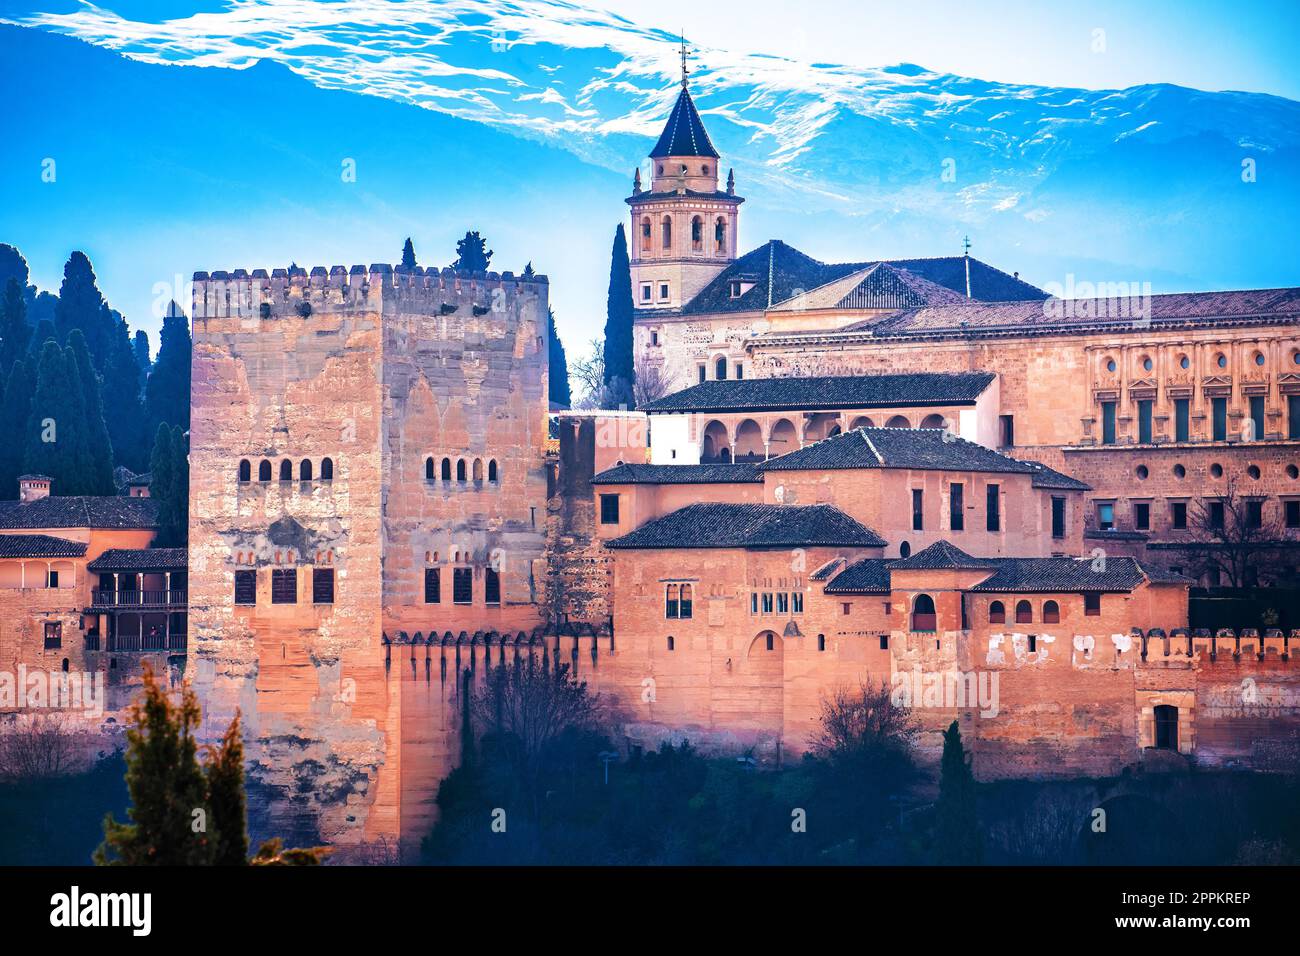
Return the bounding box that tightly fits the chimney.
[19,474,51,503]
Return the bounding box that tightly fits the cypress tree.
[132,330,151,390]
[62,343,96,495]
[401,238,417,269]
[546,307,571,408]
[24,340,92,495]
[96,663,214,865]
[934,720,982,864]
[0,243,28,295]
[149,423,176,545]
[0,359,34,499]
[53,251,113,367]
[0,277,30,374]
[169,424,189,546]
[28,320,55,359]
[602,224,635,408]
[204,711,249,866]
[105,320,149,471]
[145,303,191,436]
[67,329,115,494]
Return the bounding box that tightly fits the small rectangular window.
[1098,502,1114,531]
[1209,501,1225,530]
[911,488,923,531]
[842,603,851,616]
[1290,395,1300,441]
[271,569,297,604]
[659,283,669,301]
[485,568,501,606]
[1249,396,1265,441]
[1171,502,1188,530]
[640,284,651,302]
[1212,397,1227,441]
[1051,496,1066,539]
[1084,593,1101,617]
[1246,500,1263,529]
[734,363,743,380]
[1286,500,1300,529]
[47,569,59,588]
[999,415,1014,448]
[599,493,620,525]
[1137,399,1153,444]
[44,621,62,649]
[312,568,335,604]
[235,570,256,605]
[1175,399,1190,442]
[879,634,889,650]
[986,484,1000,532]
[453,568,473,605]
[792,592,803,614]
[424,567,441,604]
[1134,502,1150,531]
[650,330,659,346]
[698,365,706,383]
[1101,401,1117,445]
[950,483,964,531]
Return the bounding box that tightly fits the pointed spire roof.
[650,86,720,159]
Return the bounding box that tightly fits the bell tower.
[626,38,743,312]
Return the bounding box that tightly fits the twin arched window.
[239,460,252,482]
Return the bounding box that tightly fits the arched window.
[911,594,937,632]
[473,458,484,481]
[667,635,675,651]
[425,457,434,480]
[661,215,672,249]
[766,633,774,651]
[279,459,292,481]
[715,357,727,380]
[441,457,452,481]
[679,583,693,619]
[1015,600,1033,624]
[300,459,313,481]
[238,459,251,482]
[989,601,1006,624]
[321,458,333,481]
[484,568,500,606]
[456,459,467,482]
[1043,600,1060,624]
[817,633,826,651]
[258,459,272,482]
[886,415,911,428]
[691,216,703,251]
[920,414,946,429]
[715,217,726,254]
[488,460,498,483]
[641,217,652,252]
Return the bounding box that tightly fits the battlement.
[1135,627,1297,664]
[190,264,548,320]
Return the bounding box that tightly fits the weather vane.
[962,235,972,256]
[680,33,690,89]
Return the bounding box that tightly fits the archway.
[886,415,911,429]
[768,419,798,457]
[920,413,947,429]
[911,594,937,632]
[733,419,764,461]
[849,416,875,430]
[701,420,730,463]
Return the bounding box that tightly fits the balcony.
[90,588,187,609]
[88,628,187,653]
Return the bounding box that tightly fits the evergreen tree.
[401,237,417,269]
[169,424,189,545]
[0,359,34,499]
[96,664,213,865]
[602,224,635,408]
[132,330,151,390]
[546,307,571,408]
[66,329,115,494]
[0,243,28,295]
[149,423,177,544]
[145,303,191,436]
[204,712,249,866]
[933,720,982,864]
[1,278,30,374]
[53,251,114,368]
[521,261,536,280]
[452,231,493,273]
[23,340,93,495]
[105,320,149,471]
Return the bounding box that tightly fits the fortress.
[3,68,1300,863]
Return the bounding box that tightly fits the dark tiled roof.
[890,540,997,571]
[606,502,886,549]
[823,558,893,594]
[675,241,1047,317]
[1084,529,1150,542]
[650,87,720,158]
[643,371,994,413]
[759,427,1038,475]
[87,548,188,571]
[591,463,763,485]
[969,557,1148,593]
[1026,460,1091,491]
[769,262,969,312]
[0,496,159,530]
[0,533,88,559]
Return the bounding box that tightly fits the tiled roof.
[606,502,886,549]
[627,188,738,205]
[823,551,1159,594]
[87,548,188,571]
[769,262,969,312]
[759,427,1038,475]
[642,372,995,413]
[650,87,720,159]
[1025,460,1090,491]
[818,287,1300,341]
[969,557,1148,593]
[890,540,997,571]
[0,533,88,559]
[823,558,893,594]
[1084,529,1149,542]
[591,463,763,485]
[674,241,1047,317]
[0,496,159,530]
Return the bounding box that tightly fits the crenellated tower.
[626,40,743,311]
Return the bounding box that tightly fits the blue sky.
[1,0,1296,356]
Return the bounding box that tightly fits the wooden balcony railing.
[90,588,188,609]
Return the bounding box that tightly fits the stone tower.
[627,47,743,311]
